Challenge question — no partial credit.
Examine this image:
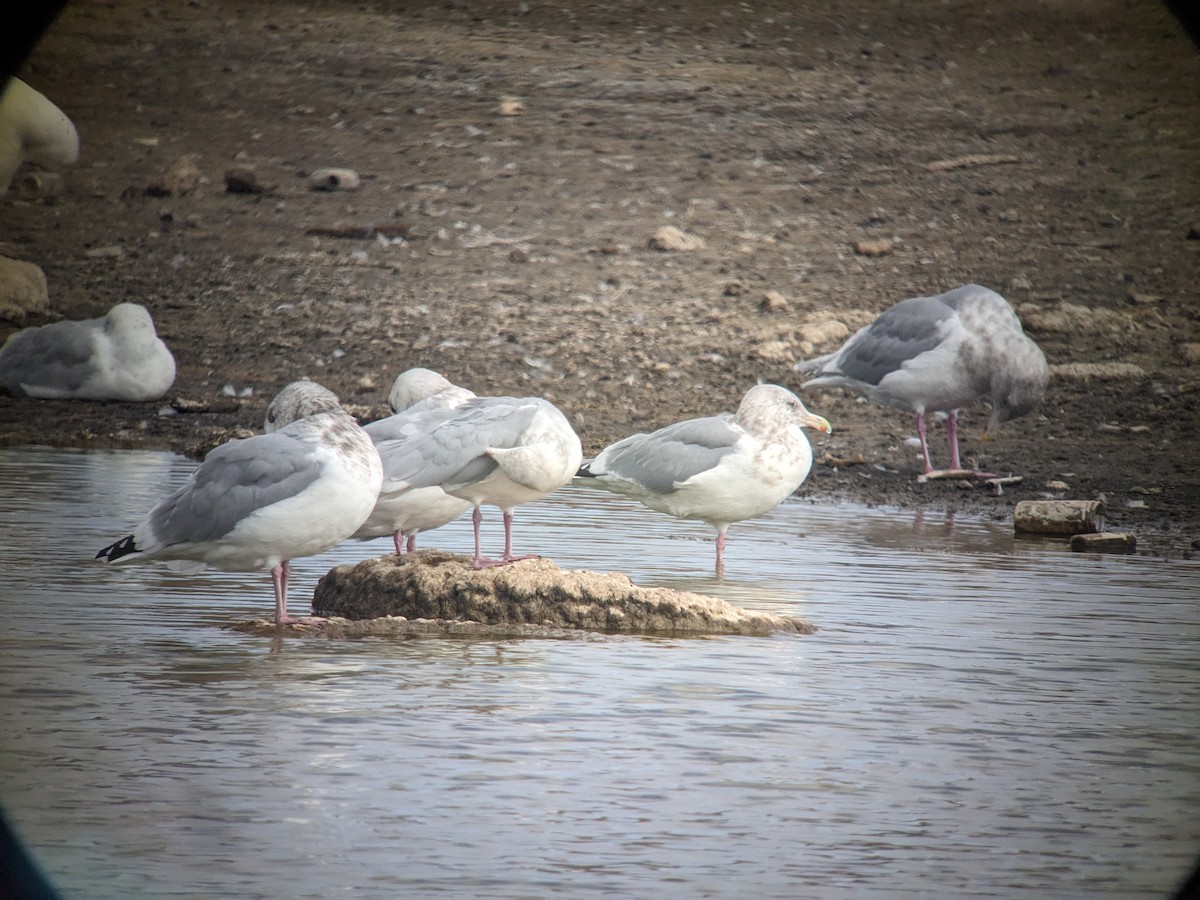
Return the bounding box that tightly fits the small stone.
[1178,343,1200,364]
[508,247,529,263]
[309,168,360,191]
[852,238,893,257]
[224,165,274,194]
[1044,480,1070,491]
[648,225,705,251]
[755,340,793,362]
[0,257,49,320]
[1014,499,1105,535]
[760,290,787,311]
[1070,532,1136,554]
[1126,291,1162,305]
[497,97,524,116]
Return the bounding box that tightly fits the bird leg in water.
[715,527,727,578]
[272,560,325,627]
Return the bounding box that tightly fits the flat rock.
[298,550,813,637]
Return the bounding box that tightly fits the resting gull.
[357,370,477,554]
[577,384,831,575]
[96,380,383,625]
[375,395,583,568]
[0,302,176,401]
[793,283,1048,476]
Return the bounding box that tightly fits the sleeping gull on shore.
[96,380,383,625]
[577,384,831,576]
[357,370,477,554]
[0,302,175,401]
[375,395,582,568]
[793,283,1048,477]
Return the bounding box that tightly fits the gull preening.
[96,380,383,625]
[577,384,832,575]
[372,395,583,568]
[357,369,477,554]
[0,302,176,401]
[794,284,1048,476]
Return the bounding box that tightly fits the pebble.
[1070,532,1137,554]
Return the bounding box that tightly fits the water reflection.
[0,448,1197,898]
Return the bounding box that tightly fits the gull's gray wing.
[141,428,324,548]
[586,414,740,495]
[828,295,958,387]
[377,398,542,492]
[0,317,101,396]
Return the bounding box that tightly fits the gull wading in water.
[0,302,176,401]
[373,395,583,568]
[793,283,1048,478]
[577,384,832,576]
[96,380,383,625]
[357,369,477,554]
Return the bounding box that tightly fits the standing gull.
[363,367,476,443]
[0,77,79,192]
[357,369,477,554]
[96,380,383,625]
[577,384,831,576]
[793,283,1048,476]
[0,302,176,401]
[376,395,583,568]
[383,367,476,418]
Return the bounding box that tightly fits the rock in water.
[310,551,813,636]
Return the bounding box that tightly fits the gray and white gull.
[577,383,831,575]
[0,302,176,401]
[793,284,1048,476]
[96,380,383,625]
[372,395,583,568]
[357,368,477,554]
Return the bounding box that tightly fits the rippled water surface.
[1,447,1197,897]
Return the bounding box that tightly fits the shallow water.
[0,447,1197,898]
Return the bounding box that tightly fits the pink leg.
[474,509,538,569]
[392,531,405,555]
[715,527,727,578]
[916,412,934,474]
[271,559,324,627]
[406,533,417,554]
[471,505,491,568]
[946,410,962,471]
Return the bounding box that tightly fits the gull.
[96,380,383,625]
[577,384,831,575]
[375,395,583,568]
[0,302,176,401]
[793,283,1048,477]
[0,77,79,192]
[384,367,476,417]
[356,369,478,554]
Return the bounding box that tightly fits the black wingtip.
[576,462,597,478]
[96,535,138,563]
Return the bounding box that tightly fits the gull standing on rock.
[357,369,477,554]
[363,367,476,443]
[96,380,383,626]
[793,283,1048,477]
[577,384,832,576]
[374,395,583,568]
[0,302,176,401]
